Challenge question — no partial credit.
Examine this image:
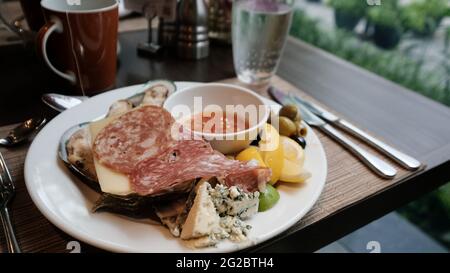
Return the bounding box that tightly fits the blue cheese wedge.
[209,185,259,219]
[180,182,222,240]
[180,182,259,248]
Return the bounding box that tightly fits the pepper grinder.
[177,0,209,59]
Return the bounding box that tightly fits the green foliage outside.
[327,0,449,36]
[398,183,450,249]
[289,9,450,107]
[367,2,402,29]
[401,0,448,36]
[289,9,450,249]
[326,0,368,17]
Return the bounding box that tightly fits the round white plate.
[24,82,327,253]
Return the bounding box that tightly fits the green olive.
[278,116,297,137]
[279,104,299,120]
[295,121,308,137]
[258,184,280,212]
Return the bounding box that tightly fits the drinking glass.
[232,0,295,85]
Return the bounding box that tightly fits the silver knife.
[291,93,421,171]
[269,87,397,179]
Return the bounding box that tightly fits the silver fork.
[0,151,21,253]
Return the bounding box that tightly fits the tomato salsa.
[188,111,249,134]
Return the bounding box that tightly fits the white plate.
[24,82,327,253]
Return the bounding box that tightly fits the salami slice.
[93,105,174,173]
[93,105,270,196]
[130,140,271,195]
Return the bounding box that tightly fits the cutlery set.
[0,93,80,253]
[0,89,421,253]
[268,86,421,179]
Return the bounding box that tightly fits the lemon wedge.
[236,146,266,167]
[259,124,284,184]
[279,136,309,183]
[280,136,305,166]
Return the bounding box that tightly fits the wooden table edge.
[250,159,450,252]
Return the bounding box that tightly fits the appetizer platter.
[24,81,327,252]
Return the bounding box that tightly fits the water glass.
[232,0,295,85]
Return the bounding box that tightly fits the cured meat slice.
[93,105,174,174]
[130,140,271,195]
[224,169,269,193]
[93,105,270,196]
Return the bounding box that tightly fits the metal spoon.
[42,80,176,113]
[41,93,87,113]
[0,117,47,147]
[0,94,85,147]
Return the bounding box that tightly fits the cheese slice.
[89,116,133,196]
[180,182,221,240]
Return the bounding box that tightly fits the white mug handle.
[37,16,76,83]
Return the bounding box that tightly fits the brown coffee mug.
[37,0,119,95]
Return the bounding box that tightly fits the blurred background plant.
[290,9,450,106]
[326,0,368,30]
[442,27,450,103]
[401,0,448,37]
[290,6,450,248]
[366,0,403,49]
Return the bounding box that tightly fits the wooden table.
[1,30,450,252]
